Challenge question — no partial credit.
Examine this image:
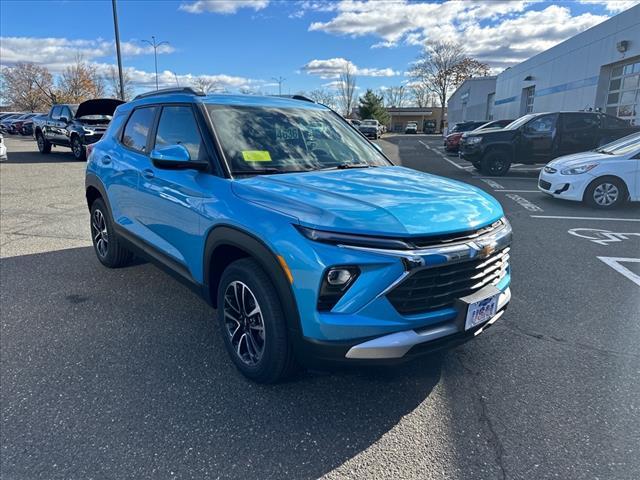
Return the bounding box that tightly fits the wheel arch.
[85,174,114,216]
[204,225,302,335]
[583,174,630,202]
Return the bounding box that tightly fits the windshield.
[504,114,537,130]
[594,132,640,155]
[207,105,391,175]
[362,120,377,125]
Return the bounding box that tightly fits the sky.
[1,0,638,97]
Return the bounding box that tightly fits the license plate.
[465,293,499,330]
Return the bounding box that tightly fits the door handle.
[142,169,155,179]
[101,155,112,165]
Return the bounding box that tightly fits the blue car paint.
[87,92,510,344]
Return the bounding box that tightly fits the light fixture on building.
[523,75,534,81]
[616,40,629,53]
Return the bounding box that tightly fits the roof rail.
[133,87,206,100]
[291,95,315,103]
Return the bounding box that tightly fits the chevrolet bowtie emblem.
[479,244,495,258]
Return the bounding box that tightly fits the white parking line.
[499,189,540,193]
[419,140,465,170]
[531,215,640,222]
[597,257,640,286]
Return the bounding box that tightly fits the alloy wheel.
[223,281,265,366]
[91,209,109,258]
[72,138,82,158]
[593,182,619,206]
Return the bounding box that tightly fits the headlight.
[467,136,482,144]
[560,163,598,175]
[295,225,412,249]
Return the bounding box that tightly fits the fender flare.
[203,225,302,335]
[85,173,113,217]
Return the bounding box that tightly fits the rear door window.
[563,113,599,131]
[121,107,158,153]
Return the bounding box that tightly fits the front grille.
[386,247,509,315]
[539,179,551,190]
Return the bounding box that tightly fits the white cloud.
[0,36,175,73]
[179,0,270,14]
[578,0,639,12]
[301,58,399,78]
[307,0,611,70]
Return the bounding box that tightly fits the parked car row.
[457,111,639,176]
[0,112,46,135]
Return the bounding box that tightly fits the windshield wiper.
[319,162,372,171]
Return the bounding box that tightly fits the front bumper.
[459,144,482,162]
[290,219,512,366]
[537,169,591,202]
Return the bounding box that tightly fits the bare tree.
[409,41,490,129]
[0,62,54,111]
[383,85,407,108]
[57,55,105,103]
[191,77,222,94]
[408,41,465,129]
[337,63,357,117]
[105,65,135,101]
[409,82,431,108]
[307,88,337,109]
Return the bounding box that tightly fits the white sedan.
[538,132,640,208]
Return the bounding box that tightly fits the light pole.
[142,36,169,90]
[111,0,125,101]
[272,76,285,96]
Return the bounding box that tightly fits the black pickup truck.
[459,111,640,175]
[33,98,123,160]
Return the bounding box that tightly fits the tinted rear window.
[122,107,157,153]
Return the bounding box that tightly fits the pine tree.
[358,89,390,125]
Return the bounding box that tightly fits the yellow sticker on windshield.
[242,150,272,162]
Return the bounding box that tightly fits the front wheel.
[217,258,297,383]
[480,150,511,176]
[584,177,627,209]
[36,132,51,154]
[71,136,86,161]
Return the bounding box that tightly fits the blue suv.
[85,88,512,383]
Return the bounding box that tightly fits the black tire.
[480,150,511,176]
[583,176,627,209]
[36,131,51,154]
[71,136,86,161]
[471,161,481,171]
[90,198,133,268]
[217,258,298,383]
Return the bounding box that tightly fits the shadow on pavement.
[1,247,444,479]
[2,149,78,164]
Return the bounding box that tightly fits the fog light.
[318,266,360,311]
[327,268,353,285]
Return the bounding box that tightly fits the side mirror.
[150,144,192,169]
[59,116,69,123]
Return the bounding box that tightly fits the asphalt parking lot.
[1,133,639,480]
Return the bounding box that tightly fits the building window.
[606,58,639,125]
[523,86,535,114]
[486,93,495,120]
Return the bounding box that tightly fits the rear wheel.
[584,176,627,209]
[471,161,481,171]
[480,150,511,176]
[36,131,51,154]
[71,136,86,161]
[90,198,133,268]
[217,258,297,383]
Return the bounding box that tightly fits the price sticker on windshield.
[242,150,272,162]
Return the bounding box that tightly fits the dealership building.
[448,4,640,126]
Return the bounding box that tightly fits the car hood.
[232,166,503,236]
[547,151,623,168]
[75,98,124,119]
